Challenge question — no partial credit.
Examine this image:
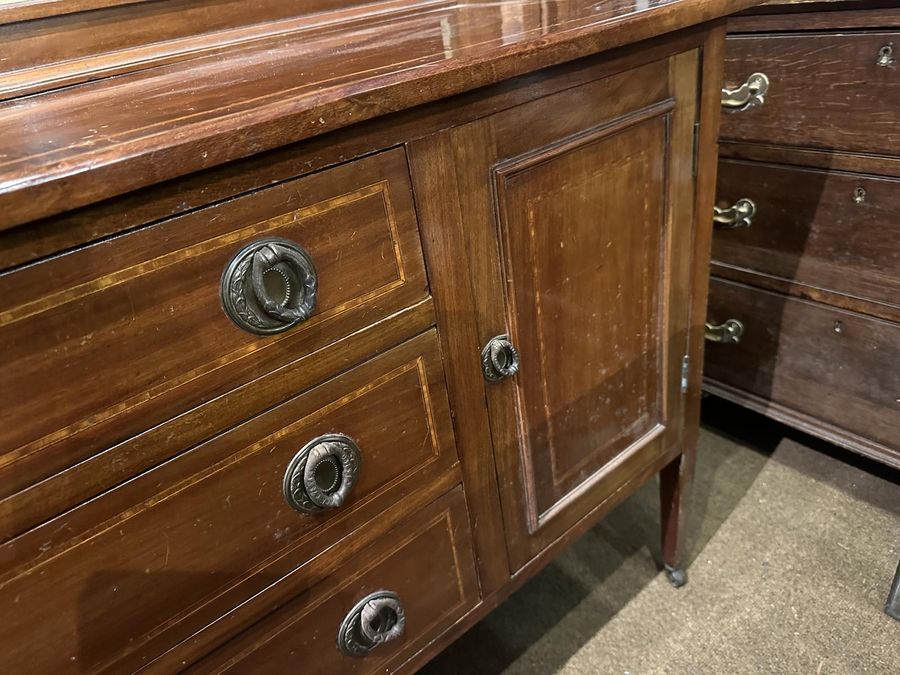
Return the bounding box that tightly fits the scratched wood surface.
[0,331,461,673]
[0,148,430,539]
[0,0,759,228]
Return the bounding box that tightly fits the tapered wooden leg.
[659,449,695,588]
[886,558,900,620]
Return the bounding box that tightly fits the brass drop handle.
[877,45,895,67]
[705,319,744,344]
[283,434,361,514]
[481,334,520,382]
[714,198,756,230]
[721,72,769,112]
[338,591,405,657]
[221,237,318,335]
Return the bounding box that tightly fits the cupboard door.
[439,53,700,569]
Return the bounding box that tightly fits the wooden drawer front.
[714,159,900,307]
[721,32,900,154]
[704,278,900,456]
[191,487,478,675]
[0,147,427,504]
[0,331,457,674]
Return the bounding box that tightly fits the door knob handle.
[481,334,520,382]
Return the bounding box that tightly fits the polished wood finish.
[720,31,900,155]
[0,331,459,673]
[0,0,758,229]
[189,487,478,674]
[706,4,900,470]
[663,22,727,576]
[1,3,731,671]
[715,159,900,309]
[705,278,900,467]
[0,299,436,542]
[718,141,900,181]
[0,148,428,520]
[423,51,699,571]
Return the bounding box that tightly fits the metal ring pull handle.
[713,198,756,230]
[221,237,318,335]
[338,591,405,657]
[481,334,520,382]
[283,434,361,514]
[721,72,769,112]
[705,319,744,345]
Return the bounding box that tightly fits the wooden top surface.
[0,0,758,229]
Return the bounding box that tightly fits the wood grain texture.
[0,24,713,272]
[714,158,900,310]
[710,7,900,473]
[0,330,460,674]
[400,440,685,673]
[435,52,700,571]
[662,24,726,573]
[0,0,760,228]
[718,141,900,178]
[408,25,715,595]
[408,133,512,595]
[705,278,900,462]
[720,31,900,155]
[187,486,477,674]
[730,5,900,31]
[0,148,428,512]
[0,0,419,94]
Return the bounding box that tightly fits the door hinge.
[680,354,690,394]
[691,122,700,177]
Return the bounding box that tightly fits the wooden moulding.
[0,0,760,230]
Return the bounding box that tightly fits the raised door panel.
[441,53,699,570]
[496,114,668,518]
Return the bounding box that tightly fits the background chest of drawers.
[0,1,755,672]
[706,0,900,469]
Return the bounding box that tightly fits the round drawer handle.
[338,590,405,657]
[481,334,520,382]
[283,434,361,514]
[721,72,769,113]
[221,237,318,335]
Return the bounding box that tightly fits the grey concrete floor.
[422,398,900,674]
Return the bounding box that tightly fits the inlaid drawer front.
[721,32,900,155]
[0,147,428,508]
[704,278,900,456]
[713,159,900,307]
[0,330,457,674]
[190,488,478,675]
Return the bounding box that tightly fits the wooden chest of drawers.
[706,2,900,468]
[0,0,753,671]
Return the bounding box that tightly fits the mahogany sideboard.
[706,0,900,469]
[0,1,757,672]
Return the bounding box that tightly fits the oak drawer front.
[0,331,457,674]
[0,147,427,504]
[704,278,900,454]
[721,32,900,154]
[190,487,477,675]
[714,159,900,307]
